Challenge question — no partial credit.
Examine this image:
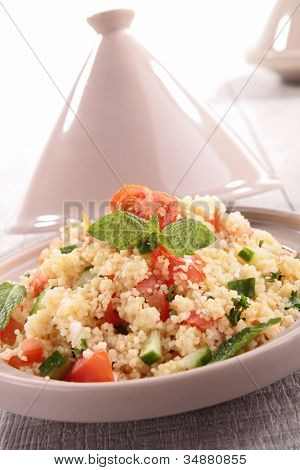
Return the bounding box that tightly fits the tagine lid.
[8,9,278,233]
[247,0,300,81]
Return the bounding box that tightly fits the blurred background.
[0,0,299,257]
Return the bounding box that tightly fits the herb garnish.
[285,291,300,311]
[71,338,89,357]
[60,244,77,254]
[259,240,264,248]
[212,317,281,362]
[167,285,176,302]
[169,310,178,316]
[88,211,216,257]
[226,294,250,326]
[228,278,255,298]
[264,270,282,283]
[0,282,27,330]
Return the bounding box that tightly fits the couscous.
[0,184,299,382]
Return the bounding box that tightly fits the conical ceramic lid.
[9,9,278,233]
[247,0,300,81]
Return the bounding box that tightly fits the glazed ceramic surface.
[247,0,300,81]
[1,207,299,423]
[8,9,278,234]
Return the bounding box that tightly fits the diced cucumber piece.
[73,268,95,288]
[39,351,71,379]
[238,246,274,270]
[50,359,73,380]
[180,347,212,370]
[228,278,256,298]
[238,247,255,263]
[140,330,162,365]
[30,290,46,315]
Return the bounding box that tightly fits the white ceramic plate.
[1,207,300,423]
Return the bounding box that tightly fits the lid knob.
[87,9,135,35]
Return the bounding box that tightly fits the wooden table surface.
[0,19,300,448]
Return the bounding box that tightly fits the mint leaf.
[88,211,151,250]
[148,215,160,235]
[212,317,281,362]
[60,244,77,254]
[137,215,159,254]
[159,219,216,257]
[0,282,27,330]
[0,282,13,307]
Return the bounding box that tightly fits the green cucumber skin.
[180,347,212,370]
[30,290,46,316]
[140,350,161,366]
[39,351,67,377]
[140,330,162,366]
[238,247,255,263]
[50,359,73,380]
[194,348,212,367]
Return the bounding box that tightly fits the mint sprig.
[88,211,150,251]
[0,282,27,330]
[160,218,216,257]
[212,317,281,362]
[88,211,216,257]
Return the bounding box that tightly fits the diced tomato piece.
[0,318,23,346]
[65,351,114,383]
[29,270,50,297]
[8,356,26,369]
[183,256,206,283]
[151,247,206,285]
[99,302,128,329]
[109,185,179,229]
[183,311,214,331]
[8,337,44,369]
[136,275,169,321]
[147,290,170,322]
[207,210,223,233]
[110,184,153,219]
[151,191,179,229]
[20,338,44,363]
[136,274,158,297]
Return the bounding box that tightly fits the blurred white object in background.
[247,0,300,82]
[8,9,278,234]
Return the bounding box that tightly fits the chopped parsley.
[264,270,282,283]
[227,294,250,326]
[285,291,300,311]
[80,338,88,350]
[169,310,178,316]
[259,240,264,248]
[207,295,215,300]
[167,285,176,302]
[71,337,89,357]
